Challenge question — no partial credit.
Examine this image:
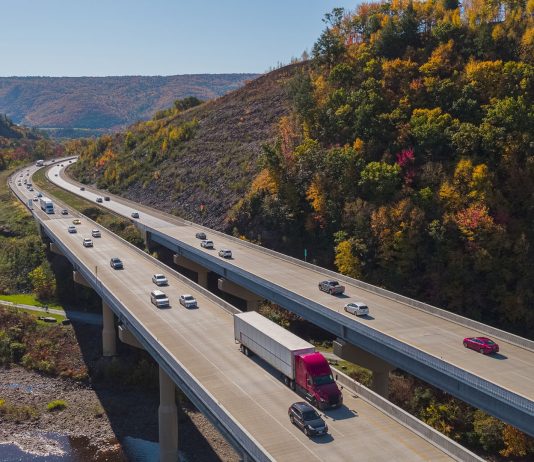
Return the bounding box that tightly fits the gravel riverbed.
[0,365,239,461]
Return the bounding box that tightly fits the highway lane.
[48,162,534,404]
[10,165,459,461]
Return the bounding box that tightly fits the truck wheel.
[304,427,310,437]
[244,346,251,357]
[290,415,295,425]
[283,376,290,387]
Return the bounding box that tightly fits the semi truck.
[234,311,343,410]
[39,197,54,214]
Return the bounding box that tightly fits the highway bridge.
[45,159,534,438]
[7,161,482,461]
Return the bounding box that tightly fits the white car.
[67,225,77,234]
[91,229,101,238]
[179,294,197,309]
[344,302,369,317]
[200,240,214,249]
[150,290,169,308]
[131,211,140,219]
[152,274,168,286]
[82,238,93,247]
[218,249,232,258]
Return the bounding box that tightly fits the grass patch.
[0,294,62,310]
[0,168,35,237]
[0,398,40,421]
[14,308,66,324]
[47,399,67,411]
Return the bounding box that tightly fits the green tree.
[28,263,56,300]
[359,162,401,200]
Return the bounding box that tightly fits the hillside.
[69,65,298,226]
[0,74,258,136]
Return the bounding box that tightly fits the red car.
[463,337,499,354]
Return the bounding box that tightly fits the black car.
[80,187,85,191]
[288,402,328,437]
[61,209,68,215]
[195,232,207,240]
[104,196,110,201]
[110,257,123,269]
[96,197,103,203]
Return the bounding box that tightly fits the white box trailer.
[234,311,315,379]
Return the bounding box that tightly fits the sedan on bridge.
[72,219,81,225]
[110,257,123,270]
[82,238,93,248]
[200,240,214,249]
[152,274,168,286]
[218,249,232,259]
[195,232,207,240]
[179,294,198,309]
[91,229,101,238]
[61,209,68,215]
[67,225,77,234]
[463,337,499,355]
[131,211,140,219]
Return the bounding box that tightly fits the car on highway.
[82,238,93,248]
[218,249,232,259]
[91,229,101,238]
[55,174,58,177]
[344,302,369,317]
[28,187,34,191]
[80,187,85,191]
[17,182,21,186]
[72,219,81,225]
[200,240,214,249]
[131,211,140,219]
[179,294,198,308]
[32,197,38,202]
[67,225,77,234]
[318,280,345,295]
[288,402,328,437]
[104,196,110,201]
[195,232,207,240]
[37,192,43,197]
[110,257,123,269]
[61,209,68,215]
[152,274,168,286]
[463,337,499,355]
[96,197,103,203]
[150,290,170,308]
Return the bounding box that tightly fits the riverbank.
[0,365,239,461]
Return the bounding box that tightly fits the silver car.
[218,249,232,258]
[179,294,197,308]
[200,240,214,249]
[152,274,168,286]
[150,290,170,308]
[344,302,369,317]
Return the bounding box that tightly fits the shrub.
[47,399,67,412]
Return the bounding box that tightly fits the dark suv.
[288,402,328,437]
[110,257,123,269]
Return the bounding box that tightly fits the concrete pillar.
[118,325,144,350]
[217,278,262,311]
[333,339,393,397]
[102,302,116,357]
[173,254,209,288]
[159,366,178,462]
[72,270,91,288]
[49,242,64,255]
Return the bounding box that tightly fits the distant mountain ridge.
[0,74,258,136]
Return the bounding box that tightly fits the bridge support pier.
[334,339,393,397]
[118,325,144,349]
[72,270,91,288]
[173,254,209,288]
[102,302,117,357]
[49,242,64,255]
[159,366,178,462]
[217,278,262,311]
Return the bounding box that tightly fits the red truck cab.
[295,352,343,409]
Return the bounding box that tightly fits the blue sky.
[1,0,357,76]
